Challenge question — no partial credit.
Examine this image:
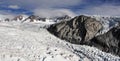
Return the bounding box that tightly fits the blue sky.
[0,0,120,17]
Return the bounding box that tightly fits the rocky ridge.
[47,15,120,57]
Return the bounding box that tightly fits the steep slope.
[47,15,120,57]
[47,15,102,44]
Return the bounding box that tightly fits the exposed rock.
[21,15,48,22]
[89,25,120,56]
[22,15,39,22]
[47,15,120,56]
[13,15,23,21]
[4,18,10,22]
[84,17,102,42]
[38,17,46,21]
[47,15,102,44]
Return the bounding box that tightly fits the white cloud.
[92,5,120,16]
[0,10,13,15]
[0,11,15,20]
[2,0,120,17]
[1,0,82,17]
[78,5,120,16]
[8,5,20,9]
[34,8,77,18]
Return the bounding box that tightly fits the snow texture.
[0,21,119,61]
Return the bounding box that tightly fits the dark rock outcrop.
[47,15,102,44]
[4,18,10,22]
[13,15,23,21]
[90,25,120,56]
[22,15,39,22]
[21,15,47,22]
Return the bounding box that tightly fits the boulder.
[47,15,102,44]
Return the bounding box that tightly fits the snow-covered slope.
[0,22,80,61]
[0,14,15,22]
[90,15,120,35]
[0,22,119,61]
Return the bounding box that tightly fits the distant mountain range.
[0,14,72,23]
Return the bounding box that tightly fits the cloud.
[78,4,120,16]
[0,0,81,16]
[8,5,20,9]
[1,0,120,16]
[0,11,15,20]
[91,5,120,16]
[34,8,77,17]
[0,10,13,15]
[3,0,82,9]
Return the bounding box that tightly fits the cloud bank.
[0,0,81,17]
[1,0,120,16]
[0,11,15,20]
[77,4,120,16]
[3,0,81,9]
[34,8,77,17]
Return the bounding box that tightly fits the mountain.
[12,15,28,21]
[0,16,119,61]
[0,15,71,24]
[47,15,102,44]
[47,15,120,57]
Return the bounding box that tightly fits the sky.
[0,0,120,17]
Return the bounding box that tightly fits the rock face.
[90,25,120,56]
[47,15,102,44]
